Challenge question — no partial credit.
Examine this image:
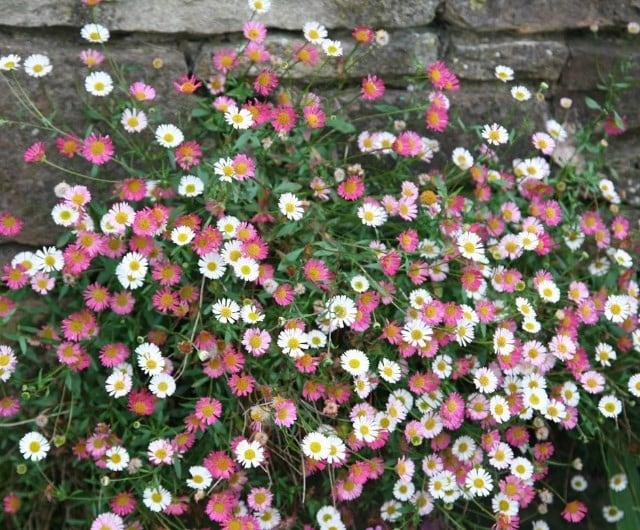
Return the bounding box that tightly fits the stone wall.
[1,0,639,263]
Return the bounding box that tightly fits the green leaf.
[584,97,601,110]
[273,181,302,194]
[190,107,210,118]
[326,116,355,134]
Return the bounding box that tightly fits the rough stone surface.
[2,0,440,33]
[607,133,640,206]
[560,36,640,91]
[443,0,638,33]
[447,33,569,81]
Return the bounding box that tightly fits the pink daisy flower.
[23,141,46,163]
[243,21,267,42]
[337,175,365,201]
[361,74,385,100]
[0,213,23,237]
[129,81,156,101]
[82,133,114,165]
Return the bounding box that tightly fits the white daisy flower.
[177,175,204,197]
[136,342,165,376]
[24,54,52,77]
[598,394,622,418]
[277,328,309,359]
[465,467,493,497]
[352,416,381,443]
[357,202,388,227]
[81,23,110,43]
[170,225,195,247]
[324,295,358,329]
[481,123,509,145]
[19,431,50,461]
[148,373,176,398]
[155,124,184,148]
[301,431,330,460]
[457,231,486,262]
[186,465,213,490]
[33,246,64,272]
[303,22,328,44]
[105,370,132,398]
[211,298,241,324]
[340,349,369,377]
[510,85,531,101]
[84,71,113,96]
[321,39,343,57]
[142,486,171,512]
[224,106,254,130]
[378,358,401,383]
[494,64,514,82]
[121,108,148,133]
[248,0,271,13]
[51,203,80,227]
[198,252,226,280]
[451,147,474,170]
[349,275,369,293]
[233,257,260,282]
[401,319,433,348]
[234,439,265,468]
[278,192,304,221]
[105,446,130,471]
[0,54,21,71]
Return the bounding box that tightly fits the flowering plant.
[0,2,639,530]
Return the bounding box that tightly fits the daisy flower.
[510,85,531,101]
[248,0,271,13]
[301,431,331,460]
[186,466,213,490]
[211,298,240,324]
[481,123,509,145]
[0,54,21,71]
[357,202,388,227]
[321,39,343,57]
[303,22,328,44]
[401,319,433,348]
[142,486,171,512]
[340,349,369,377]
[233,257,260,282]
[224,106,254,130]
[177,175,204,197]
[33,246,64,272]
[324,295,358,329]
[598,394,622,418]
[81,23,110,43]
[451,146,474,170]
[278,193,304,221]
[83,133,114,165]
[465,467,493,497]
[170,225,195,246]
[234,439,265,468]
[198,252,227,279]
[155,124,184,148]
[85,71,114,96]
[457,231,486,263]
[277,328,309,359]
[120,108,148,133]
[24,54,52,77]
[148,373,176,398]
[105,370,132,398]
[90,513,124,530]
[19,431,50,461]
[105,446,130,472]
[378,358,401,383]
[495,65,514,82]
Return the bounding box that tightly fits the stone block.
[443,0,637,33]
[447,33,569,82]
[2,0,439,34]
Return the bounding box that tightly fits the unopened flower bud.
[560,97,573,109]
